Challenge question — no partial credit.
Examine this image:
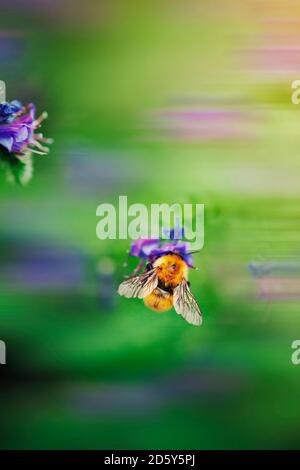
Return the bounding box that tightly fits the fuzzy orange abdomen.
[144,288,173,312]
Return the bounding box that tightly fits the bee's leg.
[146,262,153,271]
[132,260,145,274]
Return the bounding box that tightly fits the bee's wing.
[118,269,158,299]
[173,279,202,326]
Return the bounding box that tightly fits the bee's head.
[154,253,183,272]
[153,253,188,282]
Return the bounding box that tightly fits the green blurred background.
[1,0,300,449]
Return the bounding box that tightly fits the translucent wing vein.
[173,279,202,326]
[118,269,158,299]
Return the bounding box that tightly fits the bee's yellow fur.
[144,288,173,312]
[144,254,188,313]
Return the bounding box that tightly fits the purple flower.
[149,241,195,268]
[129,230,195,268]
[130,238,160,259]
[0,100,22,123]
[0,101,52,158]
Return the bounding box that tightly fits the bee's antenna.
[187,250,201,255]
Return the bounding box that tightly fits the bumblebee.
[118,253,202,326]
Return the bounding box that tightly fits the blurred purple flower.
[147,105,254,142]
[0,101,52,158]
[0,241,84,292]
[0,100,22,123]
